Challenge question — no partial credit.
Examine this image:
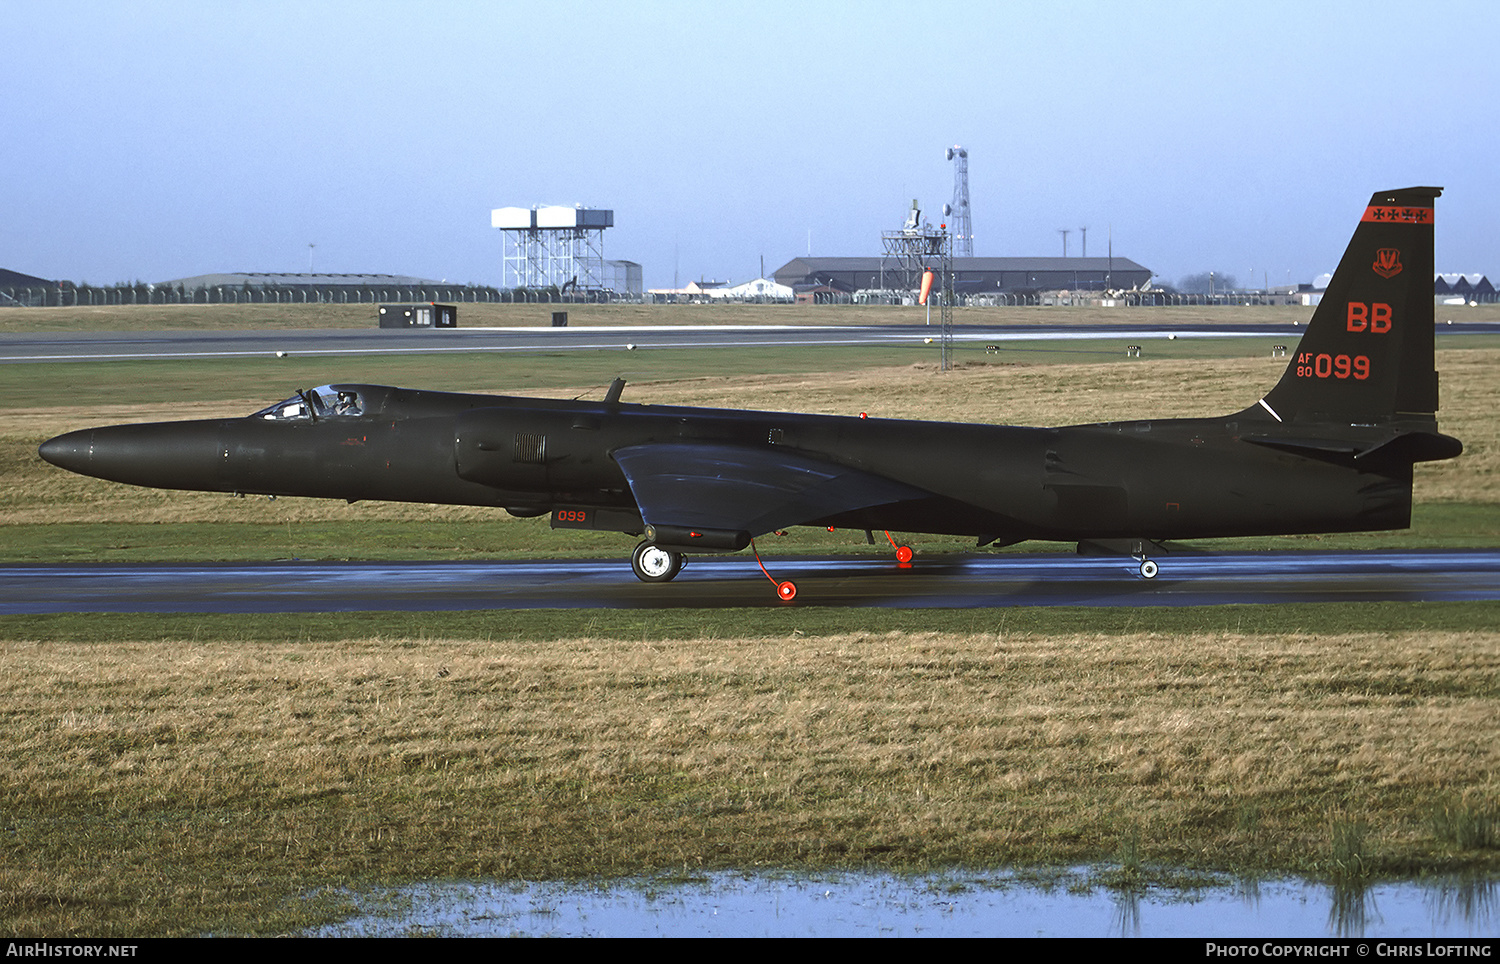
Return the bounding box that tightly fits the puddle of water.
[311,869,1500,938]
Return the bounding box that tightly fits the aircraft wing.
[611,442,930,545]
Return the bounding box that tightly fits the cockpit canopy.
[253,385,364,421]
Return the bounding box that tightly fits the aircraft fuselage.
[40,383,1413,547]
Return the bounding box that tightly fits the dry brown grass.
[2,627,1497,934]
[1409,349,1500,502]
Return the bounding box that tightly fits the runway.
[4,322,1492,365]
[3,549,1497,613]
[0,323,1294,363]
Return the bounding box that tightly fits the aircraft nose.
[38,422,227,490]
[38,430,93,474]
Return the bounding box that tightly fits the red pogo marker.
[885,531,914,566]
[751,539,798,603]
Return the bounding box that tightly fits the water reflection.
[313,870,1499,938]
[1330,878,1378,937]
[1430,876,1500,933]
[1111,890,1142,938]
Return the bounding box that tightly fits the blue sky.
[3,0,1495,290]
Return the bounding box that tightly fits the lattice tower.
[946,146,973,257]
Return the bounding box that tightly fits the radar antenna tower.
[945,145,973,257]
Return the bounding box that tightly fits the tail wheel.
[1139,559,1159,579]
[632,542,683,583]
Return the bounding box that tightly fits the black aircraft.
[40,187,1462,599]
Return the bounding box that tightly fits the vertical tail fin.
[1255,187,1442,426]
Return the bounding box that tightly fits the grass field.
[1,306,1496,936]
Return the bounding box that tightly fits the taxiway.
[0,322,1358,363]
[3,549,1496,613]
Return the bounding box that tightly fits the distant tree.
[1177,271,1238,294]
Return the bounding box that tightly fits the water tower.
[492,205,614,292]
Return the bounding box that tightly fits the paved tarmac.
[3,321,1492,364]
[0,322,1365,363]
[3,549,1496,613]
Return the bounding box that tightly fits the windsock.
[919,269,935,305]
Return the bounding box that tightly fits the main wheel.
[632,542,683,583]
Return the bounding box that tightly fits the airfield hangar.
[149,273,501,305]
[772,256,1154,300]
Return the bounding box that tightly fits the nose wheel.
[631,542,684,582]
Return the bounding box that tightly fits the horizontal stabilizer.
[1240,435,1361,456]
[1242,430,1462,464]
[1356,431,1463,464]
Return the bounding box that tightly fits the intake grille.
[513,433,546,464]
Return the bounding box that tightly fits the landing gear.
[1078,539,1162,580]
[631,542,684,583]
